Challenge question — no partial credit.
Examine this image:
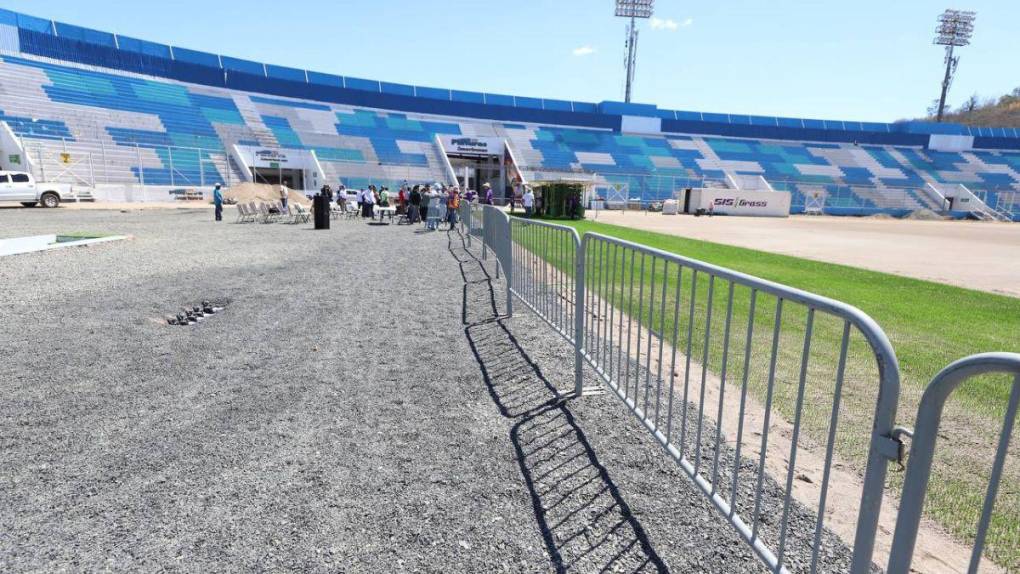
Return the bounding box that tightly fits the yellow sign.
[60,152,71,164]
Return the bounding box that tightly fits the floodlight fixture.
[615,0,654,19]
[933,9,976,122]
[615,0,654,103]
[934,9,976,47]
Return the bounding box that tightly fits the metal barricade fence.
[577,233,900,574]
[887,353,1020,574]
[508,217,581,347]
[460,210,1015,574]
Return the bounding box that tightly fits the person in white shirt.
[336,185,348,213]
[362,185,376,218]
[523,187,536,217]
[278,184,290,213]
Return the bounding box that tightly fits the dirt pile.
[905,208,945,221]
[224,183,310,206]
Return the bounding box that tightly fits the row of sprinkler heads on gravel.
[167,301,223,326]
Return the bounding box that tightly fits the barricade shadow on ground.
[449,230,669,573]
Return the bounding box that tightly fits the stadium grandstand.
[0,7,1018,220]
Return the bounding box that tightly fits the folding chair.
[293,204,312,223]
[258,202,277,223]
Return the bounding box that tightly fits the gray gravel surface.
[0,207,856,572]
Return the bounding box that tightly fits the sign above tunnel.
[235,146,317,169]
[441,136,504,157]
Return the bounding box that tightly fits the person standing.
[409,185,422,223]
[484,182,494,206]
[213,183,224,221]
[279,184,290,213]
[336,185,348,213]
[523,187,535,218]
[397,186,407,215]
[362,185,376,219]
[420,185,431,223]
[446,187,460,229]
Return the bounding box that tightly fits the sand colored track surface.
[590,212,1020,297]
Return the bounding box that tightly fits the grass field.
[513,217,1020,570]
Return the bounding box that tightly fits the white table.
[372,206,398,223]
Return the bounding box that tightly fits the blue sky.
[3,0,1017,122]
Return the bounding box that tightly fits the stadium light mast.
[933,9,976,122]
[615,0,654,103]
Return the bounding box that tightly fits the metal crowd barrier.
[460,205,1017,574]
[576,232,900,574]
[507,217,580,345]
[886,353,1020,574]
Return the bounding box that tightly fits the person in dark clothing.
[409,185,422,223]
[419,185,430,223]
[213,183,223,221]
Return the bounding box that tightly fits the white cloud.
[650,17,692,31]
[572,45,596,57]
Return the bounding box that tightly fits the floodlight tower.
[615,0,654,103]
[933,9,976,122]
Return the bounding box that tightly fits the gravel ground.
[0,207,856,572]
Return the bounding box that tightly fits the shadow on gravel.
[449,230,669,574]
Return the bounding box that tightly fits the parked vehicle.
[0,171,61,207]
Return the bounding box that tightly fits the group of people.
[315,181,464,229]
[403,183,461,230]
[211,179,540,223]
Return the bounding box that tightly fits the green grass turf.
[512,217,1020,569]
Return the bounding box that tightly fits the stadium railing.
[465,204,1020,574]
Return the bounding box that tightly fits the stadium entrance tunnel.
[252,167,304,190]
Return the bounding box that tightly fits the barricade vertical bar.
[695,276,716,477]
[711,281,736,494]
[633,253,647,400]
[600,238,611,370]
[504,211,512,316]
[752,297,784,541]
[643,257,657,414]
[618,247,632,395]
[607,242,620,381]
[731,288,758,515]
[665,265,683,443]
[624,249,637,400]
[573,235,586,397]
[810,321,851,574]
[679,271,698,459]
[595,240,599,367]
[777,309,815,568]
[558,226,564,335]
[542,227,549,320]
[967,375,1019,572]
[654,260,669,430]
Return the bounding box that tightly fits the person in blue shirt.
[213,183,224,221]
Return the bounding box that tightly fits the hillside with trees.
[923,87,1020,128]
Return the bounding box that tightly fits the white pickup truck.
[0,171,61,208]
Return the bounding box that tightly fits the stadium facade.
[0,8,1018,219]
